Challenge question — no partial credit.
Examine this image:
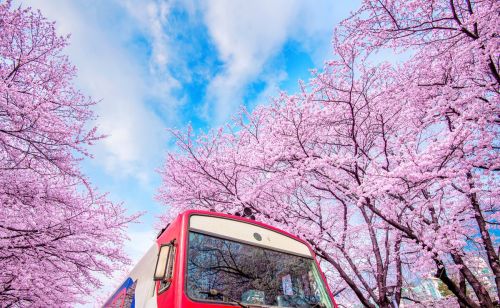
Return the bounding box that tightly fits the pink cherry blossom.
[0,2,135,306]
[158,0,499,307]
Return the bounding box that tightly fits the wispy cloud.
[121,0,171,74]
[16,0,357,188]
[199,0,341,124]
[19,0,176,185]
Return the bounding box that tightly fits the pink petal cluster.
[158,0,499,307]
[0,2,135,306]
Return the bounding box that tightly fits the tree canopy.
[158,0,499,307]
[0,2,135,306]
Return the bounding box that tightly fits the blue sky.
[18,0,360,299]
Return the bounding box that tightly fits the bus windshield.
[186,231,333,307]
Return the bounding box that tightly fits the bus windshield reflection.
[186,231,333,307]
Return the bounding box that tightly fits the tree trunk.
[435,259,480,308]
[451,253,494,307]
[467,172,500,301]
[459,271,467,308]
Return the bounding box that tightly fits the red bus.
[104,210,336,308]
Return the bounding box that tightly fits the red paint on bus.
[105,209,337,308]
[155,210,337,308]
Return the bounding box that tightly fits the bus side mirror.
[154,244,171,281]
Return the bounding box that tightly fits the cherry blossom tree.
[158,0,498,307]
[159,49,408,307]
[0,2,134,306]
[338,0,499,306]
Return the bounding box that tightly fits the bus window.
[186,231,333,307]
[158,242,176,293]
[123,280,137,308]
[110,291,125,308]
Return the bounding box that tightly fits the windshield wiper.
[200,289,250,308]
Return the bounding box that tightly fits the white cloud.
[121,0,172,74]
[119,0,185,132]
[200,0,338,123]
[18,0,174,184]
[16,0,353,176]
[248,70,288,110]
